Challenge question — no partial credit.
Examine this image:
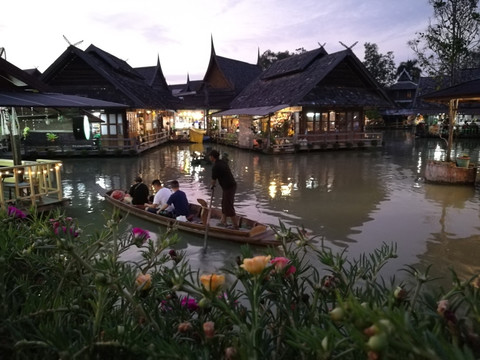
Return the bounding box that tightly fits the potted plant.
[456,154,471,168]
[46,132,58,143]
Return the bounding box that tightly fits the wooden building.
[0,54,128,159]
[214,47,393,152]
[41,44,179,152]
[170,38,262,140]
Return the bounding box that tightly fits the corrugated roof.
[213,104,289,116]
[0,92,128,108]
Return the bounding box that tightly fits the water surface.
[61,130,480,282]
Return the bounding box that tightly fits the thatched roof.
[422,78,480,102]
[0,56,126,108]
[41,45,179,109]
[230,48,392,109]
[0,57,50,92]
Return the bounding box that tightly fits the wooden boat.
[104,190,279,246]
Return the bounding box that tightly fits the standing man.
[209,149,238,229]
[128,176,149,205]
[144,179,172,214]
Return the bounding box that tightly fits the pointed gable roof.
[203,37,262,94]
[135,55,170,89]
[230,48,392,109]
[0,56,126,108]
[41,45,178,109]
[388,68,417,91]
[0,56,50,92]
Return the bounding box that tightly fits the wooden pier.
[0,159,69,211]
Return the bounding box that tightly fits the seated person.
[128,176,149,205]
[157,180,190,218]
[144,180,173,214]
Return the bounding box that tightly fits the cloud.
[2,0,434,83]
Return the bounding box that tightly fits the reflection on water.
[61,131,480,283]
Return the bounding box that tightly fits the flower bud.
[367,334,387,351]
[329,307,344,322]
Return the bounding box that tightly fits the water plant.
[0,207,479,359]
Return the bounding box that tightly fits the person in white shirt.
[144,180,173,213]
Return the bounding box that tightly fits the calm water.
[61,130,480,282]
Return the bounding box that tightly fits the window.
[101,113,123,136]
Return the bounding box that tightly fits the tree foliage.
[258,47,307,70]
[408,0,480,85]
[362,42,397,87]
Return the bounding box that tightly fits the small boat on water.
[104,190,279,246]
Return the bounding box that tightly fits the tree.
[362,43,397,87]
[396,59,422,82]
[258,48,307,70]
[408,0,480,85]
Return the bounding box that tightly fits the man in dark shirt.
[157,180,190,218]
[209,149,238,229]
[128,176,149,205]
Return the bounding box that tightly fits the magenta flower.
[132,227,150,246]
[180,297,199,311]
[270,257,296,276]
[7,206,27,219]
[54,226,79,237]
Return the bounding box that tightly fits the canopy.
[0,92,128,108]
[421,79,480,103]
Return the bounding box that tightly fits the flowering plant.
[1,208,480,359]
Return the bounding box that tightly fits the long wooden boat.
[104,190,280,246]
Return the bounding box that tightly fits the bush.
[1,207,479,359]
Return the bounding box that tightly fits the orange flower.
[135,273,152,291]
[240,255,272,275]
[200,274,225,291]
[203,321,215,338]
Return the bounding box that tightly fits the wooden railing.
[22,130,169,156]
[0,159,63,209]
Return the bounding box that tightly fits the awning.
[213,104,289,116]
[0,92,128,108]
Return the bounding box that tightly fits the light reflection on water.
[61,130,480,283]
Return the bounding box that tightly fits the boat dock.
[0,158,69,212]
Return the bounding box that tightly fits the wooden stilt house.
[215,47,393,152]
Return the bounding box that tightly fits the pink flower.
[132,227,150,246]
[7,206,26,219]
[54,226,79,237]
[270,257,296,276]
[180,297,199,311]
[437,299,449,315]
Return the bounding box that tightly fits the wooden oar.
[202,188,214,252]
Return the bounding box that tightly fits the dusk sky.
[2,0,433,84]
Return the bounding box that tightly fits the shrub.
[1,208,479,359]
